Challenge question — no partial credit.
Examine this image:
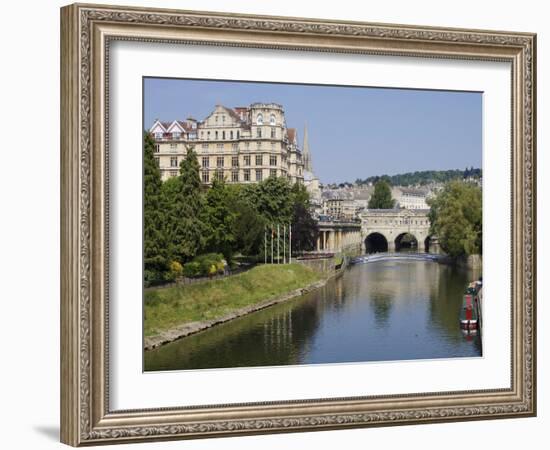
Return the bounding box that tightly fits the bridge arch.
[394,232,418,252]
[424,236,431,253]
[365,232,389,254]
[423,235,442,254]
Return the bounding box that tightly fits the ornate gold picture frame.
[60,3,536,446]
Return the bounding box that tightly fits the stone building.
[321,190,363,221]
[149,103,304,184]
[392,186,430,210]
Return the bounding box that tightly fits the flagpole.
[264,225,267,264]
[283,224,286,264]
[271,224,274,264]
[277,224,280,264]
[289,223,292,264]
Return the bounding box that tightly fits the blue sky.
[144,78,482,184]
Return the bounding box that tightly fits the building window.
[215,115,218,123]
[237,131,240,139]
[244,169,250,181]
[270,155,277,166]
[270,169,277,178]
[231,156,239,167]
[170,157,178,167]
[270,114,276,125]
[155,132,162,140]
[202,143,209,149]
[222,131,226,140]
[256,113,263,125]
[255,169,263,181]
[271,128,276,139]
[201,131,204,139]
[215,131,219,140]
[202,157,209,168]
[215,170,224,181]
[154,144,160,153]
[217,156,224,168]
[170,143,177,152]
[257,141,262,149]
[222,115,225,123]
[230,130,234,139]
[244,155,251,166]
[257,128,262,138]
[217,143,224,149]
[154,157,160,167]
[207,131,211,140]
[255,154,263,166]
[172,132,181,140]
[170,170,178,177]
[232,143,238,151]
[202,171,209,183]
[231,170,239,182]
[245,142,250,150]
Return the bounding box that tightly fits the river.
[144,258,482,371]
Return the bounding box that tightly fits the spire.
[303,124,313,172]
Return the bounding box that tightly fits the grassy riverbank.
[144,263,322,337]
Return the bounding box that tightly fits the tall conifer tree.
[143,132,166,278]
[204,178,236,261]
[165,146,206,263]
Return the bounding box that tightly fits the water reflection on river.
[144,260,482,371]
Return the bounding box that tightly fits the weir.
[351,252,446,265]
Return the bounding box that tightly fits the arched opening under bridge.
[395,232,418,252]
[424,236,432,253]
[365,232,388,254]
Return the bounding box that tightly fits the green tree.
[291,202,319,253]
[203,178,237,261]
[164,146,207,263]
[160,175,180,263]
[240,176,294,224]
[230,199,266,257]
[143,132,166,281]
[428,181,482,257]
[291,182,311,208]
[368,180,395,209]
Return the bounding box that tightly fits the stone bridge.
[313,210,441,254]
[360,209,439,253]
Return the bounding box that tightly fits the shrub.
[169,260,183,277]
[182,261,201,278]
[163,271,175,283]
[144,269,164,287]
[183,254,226,278]
[208,264,217,277]
[215,260,225,274]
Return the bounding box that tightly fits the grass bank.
[144,263,322,338]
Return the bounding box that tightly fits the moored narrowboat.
[460,280,482,330]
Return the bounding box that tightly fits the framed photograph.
[60,3,536,446]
